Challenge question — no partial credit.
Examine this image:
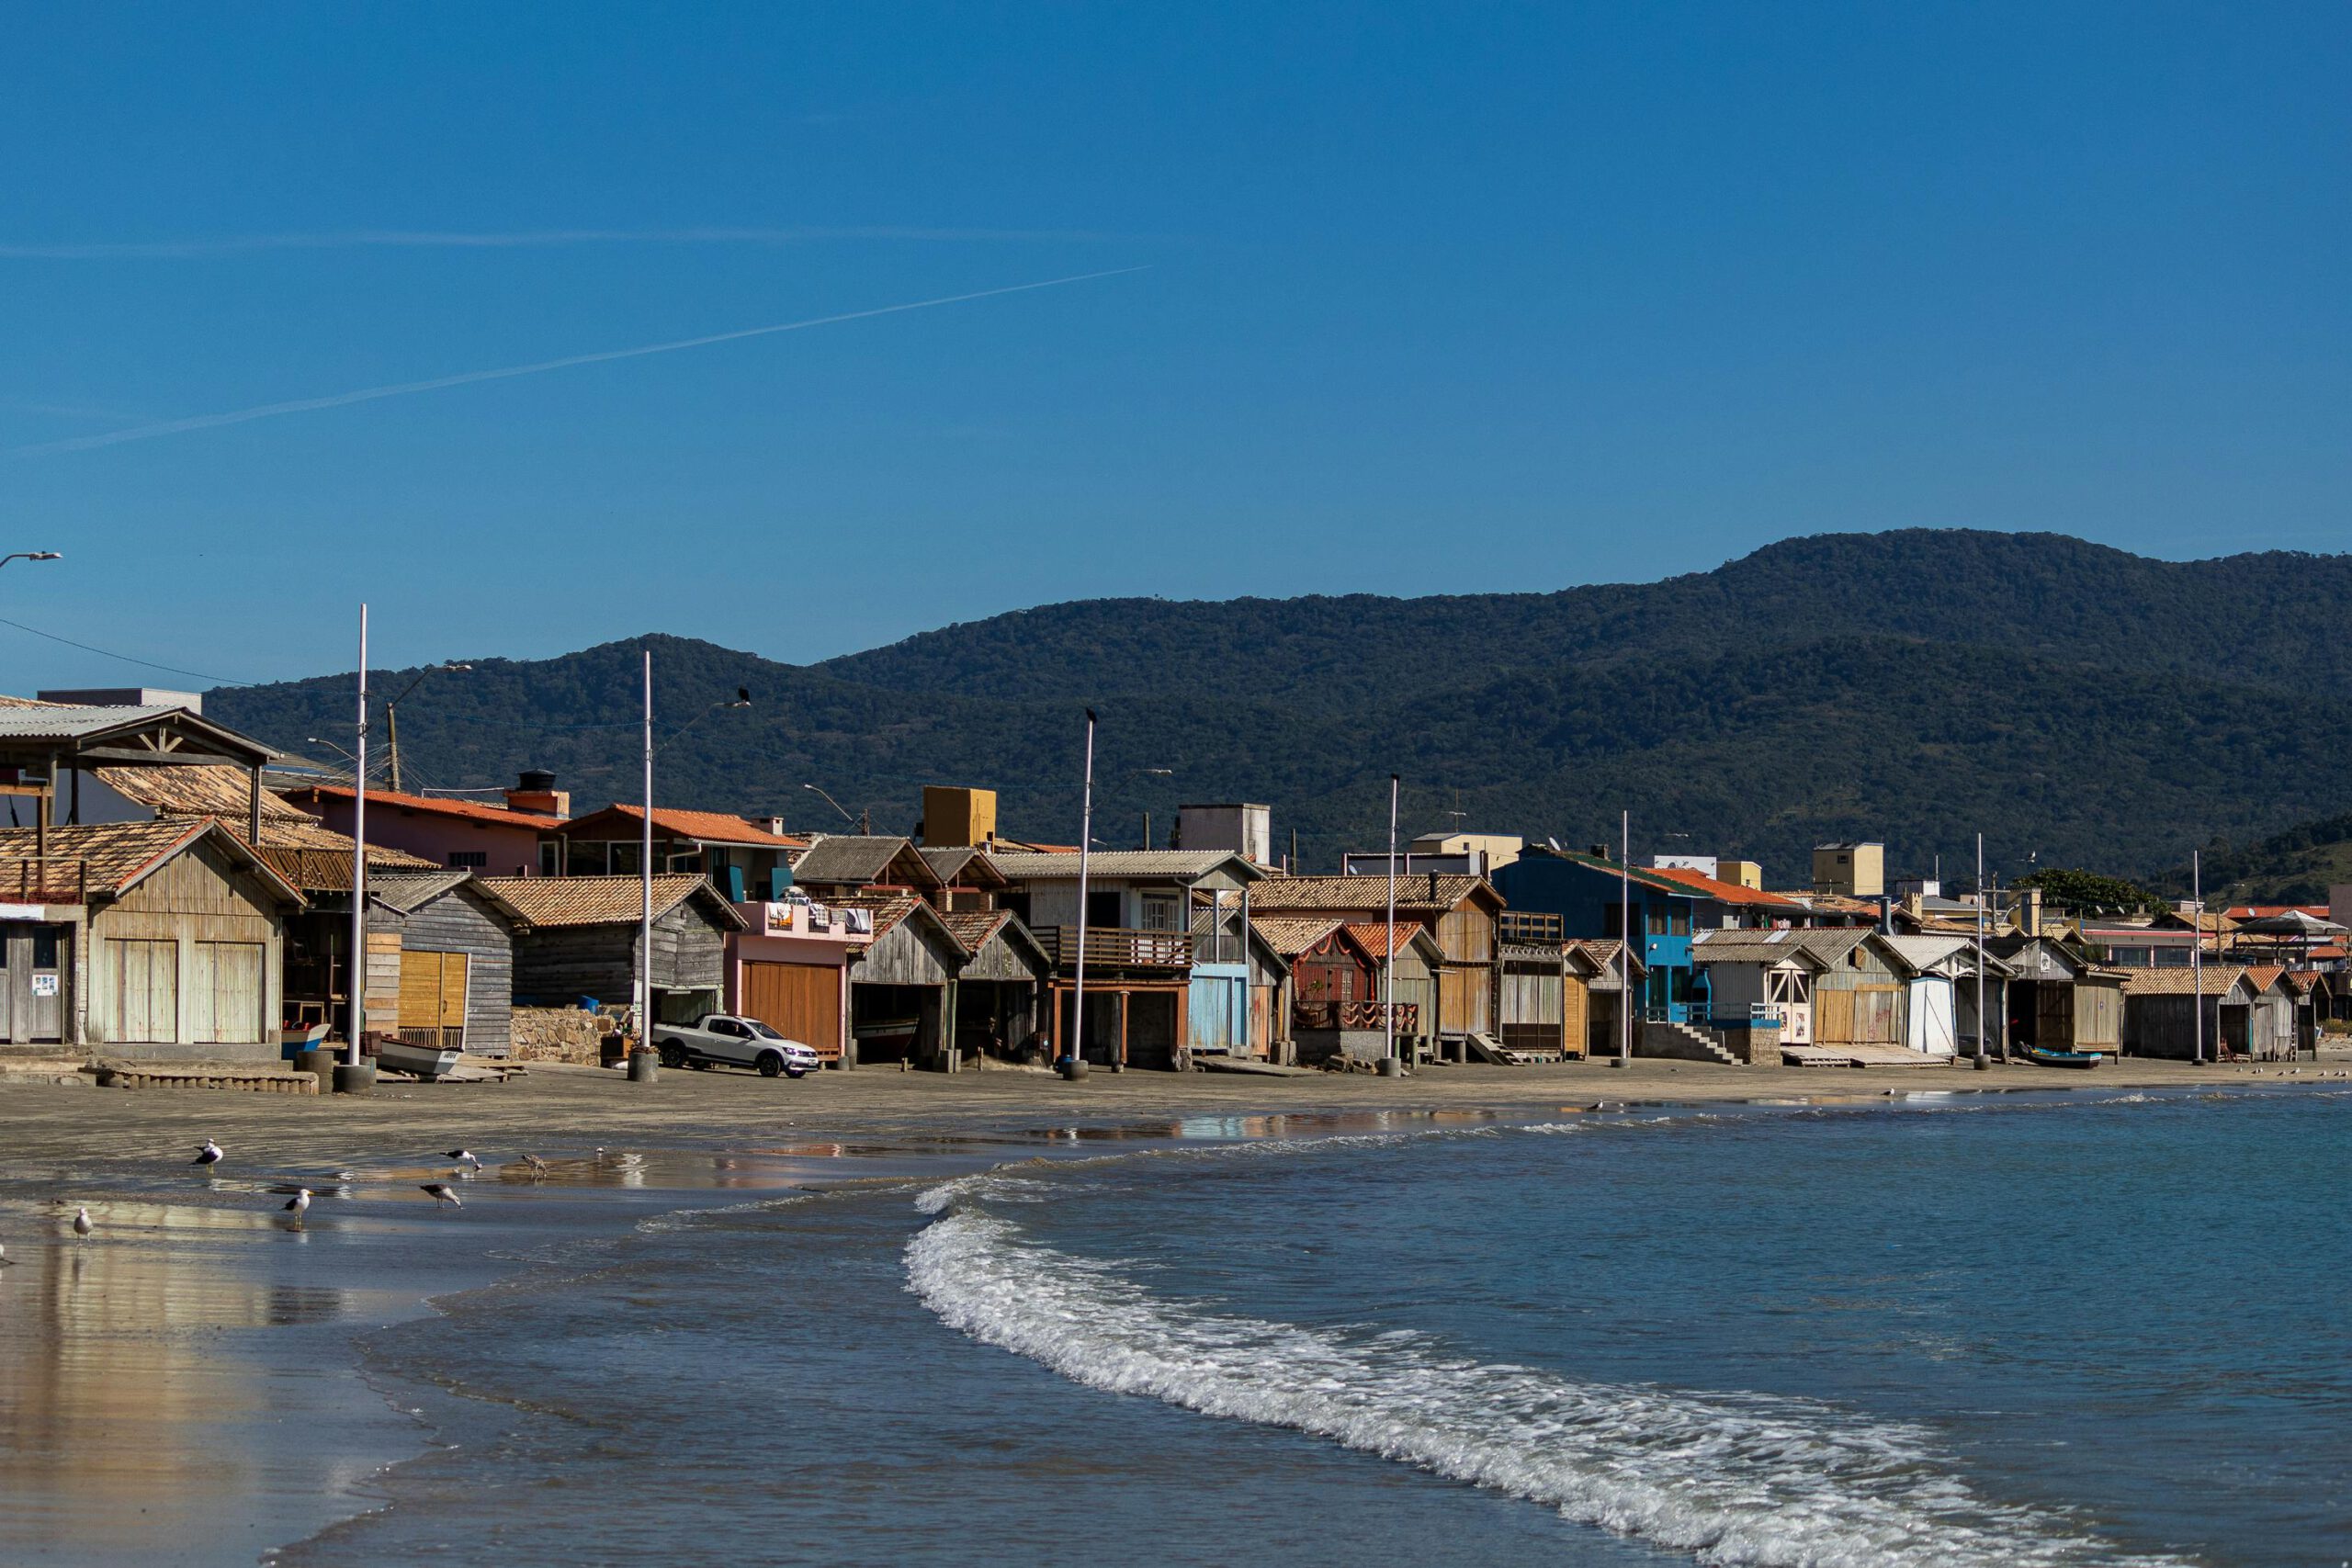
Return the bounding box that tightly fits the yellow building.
[1813,842,1884,898]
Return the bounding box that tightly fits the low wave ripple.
[906,1175,2177,1568]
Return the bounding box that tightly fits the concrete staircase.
[1639,1019,1743,1066]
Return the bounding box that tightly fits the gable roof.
[936,908,1053,968]
[1690,929,1838,968]
[365,870,528,925]
[284,783,563,830]
[790,835,943,891]
[1247,872,1499,915]
[1342,919,1442,962]
[1250,915,1345,958]
[0,701,277,766]
[2120,965,2248,997]
[480,874,746,931]
[990,849,1267,884]
[93,762,311,821]
[1568,937,1644,988]
[919,845,1009,890]
[0,818,302,906]
[556,803,805,849]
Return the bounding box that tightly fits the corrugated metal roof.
[791,836,941,889]
[0,703,278,761]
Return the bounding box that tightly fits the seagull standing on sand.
[283,1189,313,1225]
[420,1183,463,1209]
[445,1149,482,1173]
[72,1207,93,1240]
[0,1242,14,1266]
[193,1139,224,1168]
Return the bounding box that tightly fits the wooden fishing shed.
[483,874,744,1022]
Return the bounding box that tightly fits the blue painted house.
[1492,848,1804,1024]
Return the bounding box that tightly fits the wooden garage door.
[189,941,266,1045]
[741,962,842,1060]
[400,950,469,1048]
[112,938,178,1044]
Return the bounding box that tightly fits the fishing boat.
[2022,1046,2104,1069]
[277,1021,330,1061]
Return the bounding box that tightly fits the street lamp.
[657,688,753,753]
[803,782,871,835]
[382,662,473,793]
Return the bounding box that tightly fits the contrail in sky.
[8,267,1147,458]
[0,226,1122,259]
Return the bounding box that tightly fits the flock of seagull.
[12,1138,567,1250]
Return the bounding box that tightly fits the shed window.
[447,851,488,869]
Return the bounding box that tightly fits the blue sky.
[2,3,2346,690]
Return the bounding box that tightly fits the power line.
[0,612,254,685]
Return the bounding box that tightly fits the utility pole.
[346,605,368,1067]
[2192,849,2205,1066]
[1385,773,1399,1072]
[1973,833,1986,1067]
[1618,808,1632,1068]
[639,649,653,1047]
[1069,709,1097,1075]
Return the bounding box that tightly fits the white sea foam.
[906,1178,2177,1568]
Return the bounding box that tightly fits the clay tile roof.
[1645,864,1804,908]
[479,874,741,929]
[2241,964,2289,991]
[1341,920,1422,959]
[0,818,300,904]
[2118,966,2246,995]
[936,909,1008,953]
[560,803,804,849]
[827,889,927,938]
[1250,915,1343,957]
[287,783,563,829]
[1247,874,1494,913]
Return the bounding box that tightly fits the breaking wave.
[907,1174,2176,1567]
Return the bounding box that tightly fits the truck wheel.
[757,1052,784,1077]
[658,1041,686,1069]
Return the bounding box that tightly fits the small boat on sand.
[375,1040,462,1079]
[2023,1046,2104,1069]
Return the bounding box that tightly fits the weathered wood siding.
[386,886,516,1056]
[854,919,958,987]
[86,837,283,1059]
[511,898,729,1009]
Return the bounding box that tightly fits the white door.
[1908,978,1956,1055]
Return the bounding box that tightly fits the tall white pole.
[639,649,653,1046]
[2192,849,2205,1066]
[1070,709,1096,1069]
[1385,773,1398,1068]
[1619,808,1632,1066]
[346,604,368,1066]
[1974,833,1986,1066]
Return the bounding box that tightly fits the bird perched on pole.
[282,1189,312,1226]
[419,1183,463,1209]
[193,1139,224,1168]
[71,1207,93,1239]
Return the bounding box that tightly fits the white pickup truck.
[651,1014,822,1078]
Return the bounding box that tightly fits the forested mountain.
[207,530,2352,883]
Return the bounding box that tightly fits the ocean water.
[288,1089,2352,1566]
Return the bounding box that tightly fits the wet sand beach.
[1,1052,2342,1566]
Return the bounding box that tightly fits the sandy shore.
[2,1049,2343,1566]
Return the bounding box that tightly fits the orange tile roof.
[1250,915,1344,958]
[2241,964,2290,992]
[288,784,562,829]
[2226,905,2331,920]
[563,803,807,849]
[1647,865,1804,908]
[1341,920,1422,960]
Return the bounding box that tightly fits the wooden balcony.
[1035,926,1193,973]
[1294,999,1419,1033]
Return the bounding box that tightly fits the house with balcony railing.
[991,849,1268,1067]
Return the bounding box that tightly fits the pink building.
[724,898,862,1063]
[281,784,561,876]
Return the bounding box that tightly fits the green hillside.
[205,530,2352,884]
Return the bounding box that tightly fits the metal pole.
[640,649,653,1047]
[1385,773,1398,1068]
[1974,833,1986,1066]
[1620,808,1631,1066]
[386,704,401,794]
[346,604,368,1066]
[2192,849,2204,1066]
[1070,709,1096,1068]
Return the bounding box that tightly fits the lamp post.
[1973,833,1987,1068]
[1385,773,1399,1073]
[2192,849,2205,1066]
[639,649,653,1050]
[381,662,472,793]
[346,605,368,1070]
[802,783,874,835]
[1618,809,1632,1068]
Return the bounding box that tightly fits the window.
[539,840,560,877]
[447,851,488,869]
[1602,905,1623,940]
[1139,893,1180,931]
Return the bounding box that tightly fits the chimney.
[1588,844,1610,860]
[504,768,570,818]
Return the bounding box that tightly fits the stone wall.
[508,1006,609,1066]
